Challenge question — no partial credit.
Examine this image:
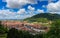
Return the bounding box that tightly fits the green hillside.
[24,13,60,23]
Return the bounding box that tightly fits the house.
[1,21,49,33]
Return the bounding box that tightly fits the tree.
[34,33,46,38]
[46,19,60,38]
[19,30,34,38]
[7,28,19,38]
[0,21,8,34]
[0,21,6,34]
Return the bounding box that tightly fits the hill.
[24,13,60,22]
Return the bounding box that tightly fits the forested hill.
[24,13,60,22]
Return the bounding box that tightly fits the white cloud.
[0,9,17,19]
[0,10,15,16]
[17,9,26,14]
[47,0,60,14]
[49,12,60,14]
[37,9,44,13]
[0,8,35,19]
[0,3,46,20]
[6,0,37,8]
[28,5,35,11]
[27,5,36,16]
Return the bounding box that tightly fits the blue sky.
[0,0,59,19]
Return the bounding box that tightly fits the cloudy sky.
[0,0,59,19]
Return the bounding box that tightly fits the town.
[1,20,50,34]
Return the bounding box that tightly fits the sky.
[0,0,60,19]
